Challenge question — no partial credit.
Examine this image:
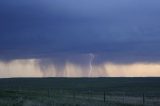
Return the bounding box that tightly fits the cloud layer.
[0,0,160,77]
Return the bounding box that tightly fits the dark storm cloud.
[1,0,160,64]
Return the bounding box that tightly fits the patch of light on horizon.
[0,59,160,78]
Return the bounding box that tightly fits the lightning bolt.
[89,53,95,77]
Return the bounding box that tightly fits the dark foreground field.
[0,77,160,106]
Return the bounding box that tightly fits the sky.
[0,0,160,77]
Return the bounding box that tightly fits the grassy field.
[0,77,160,106]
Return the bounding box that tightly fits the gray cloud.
[0,0,160,65]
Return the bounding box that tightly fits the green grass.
[1,77,160,91]
[0,77,160,106]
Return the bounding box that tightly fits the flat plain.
[0,77,160,106]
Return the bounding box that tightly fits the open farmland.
[0,77,160,106]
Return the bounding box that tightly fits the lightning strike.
[88,53,95,77]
